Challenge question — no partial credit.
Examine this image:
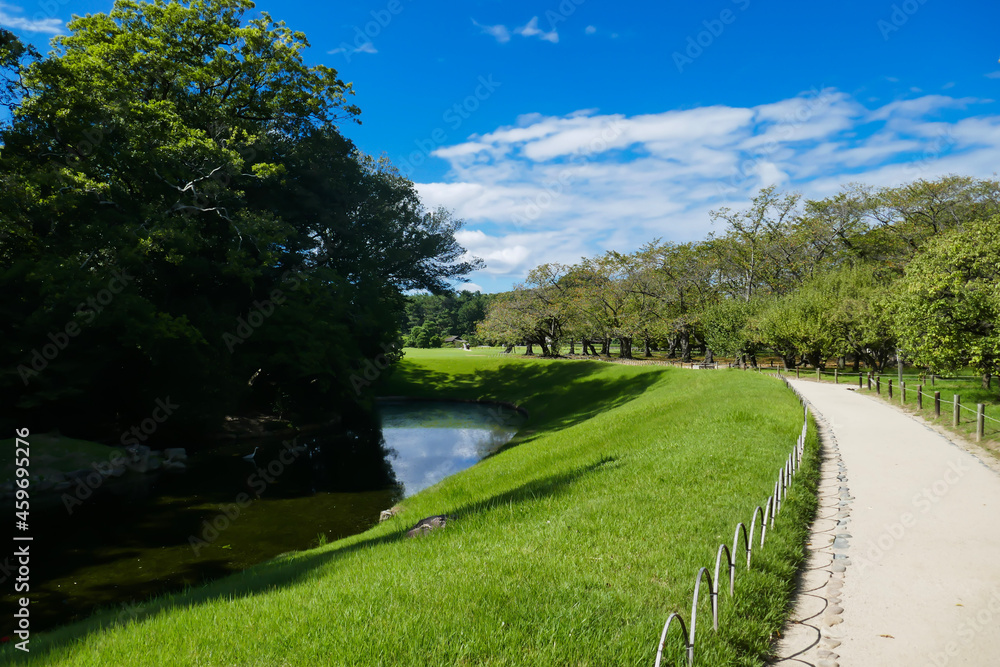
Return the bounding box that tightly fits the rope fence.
[757,366,1000,443]
[652,376,809,666]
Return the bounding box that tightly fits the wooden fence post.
[835,369,839,384]
[934,391,941,417]
[888,378,893,399]
[876,377,881,395]
[796,368,800,379]
[977,404,985,442]
[931,374,936,386]
[817,368,821,382]
[901,381,906,405]
[953,395,961,427]
[859,373,863,388]
[917,384,923,410]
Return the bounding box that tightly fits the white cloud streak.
[418,90,1000,289]
[472,19,510,44]
[515,16,558,43]
[473,16,559,45]
[0,2,64,34]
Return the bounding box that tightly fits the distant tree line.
[478,176,1000,388]
[401,291,490,348]
[0,0,481,439]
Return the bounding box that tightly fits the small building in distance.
[443,335,467,348]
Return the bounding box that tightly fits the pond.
[0,400,525,636]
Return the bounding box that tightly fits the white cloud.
[472,19,510,44]
[417,91,1000,288]
[585,25,596,35]
[986,71,1000,79]
[456,282,484,293]
[0,2,64,34]
[868,95,977,121]
[328,42,378,55]
[515,16,558,44]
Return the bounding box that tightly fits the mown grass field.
[11,349,818,666]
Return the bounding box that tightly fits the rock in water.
[406,515,452,538]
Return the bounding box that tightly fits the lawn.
[10,350,818,666]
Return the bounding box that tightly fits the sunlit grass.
[13,353,818,666]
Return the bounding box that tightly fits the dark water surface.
[1,400,524,635]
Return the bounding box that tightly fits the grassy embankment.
[11,349,818,666]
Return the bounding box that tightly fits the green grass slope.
[11,350,818,666]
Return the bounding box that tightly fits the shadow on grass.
[15,456,616,664]
[381,358,668,446]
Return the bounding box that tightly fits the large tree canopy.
[0,0,480,438]
[893,216,1000,382]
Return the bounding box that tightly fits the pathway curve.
[773,379,1000,666]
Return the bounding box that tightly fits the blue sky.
[4,0,1000,292]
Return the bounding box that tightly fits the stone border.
[771,399,852,667]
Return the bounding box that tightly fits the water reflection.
[0,400,523,637]
[377,400,525,495]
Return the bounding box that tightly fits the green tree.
[823,264,896,372]
[0,0,478,436]
[893,216,1000,387]
[701,298,765,367]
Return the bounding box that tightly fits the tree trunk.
[852,354,860,372]
[680,332,691,362]
[667,335,678,359]
[705,348,714,364]
[984,373,993,390]
[569,340,576,355]
[601,338,610,356]
[538,339,550,356]
[525,343,534,355]
[503,344,514,354]
[644,337,652,357]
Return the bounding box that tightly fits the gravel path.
[772,379,1000,667]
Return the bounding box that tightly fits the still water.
[1,400,524,636]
